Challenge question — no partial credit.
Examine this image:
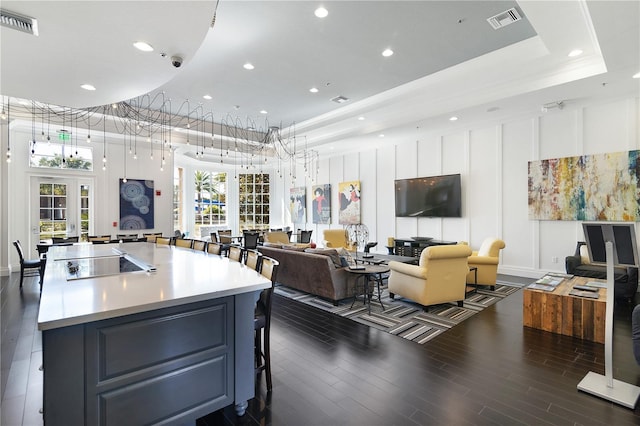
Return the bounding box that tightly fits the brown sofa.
[258,245,356,304]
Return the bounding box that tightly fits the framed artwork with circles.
[119,179,154,230]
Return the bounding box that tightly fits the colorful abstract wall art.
[312,184,331,224]
[528,150,640,221]
[289,187,306,224]
[120,179,155,229]
[339,180,361,225]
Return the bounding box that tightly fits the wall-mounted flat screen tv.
[395,174,462,218]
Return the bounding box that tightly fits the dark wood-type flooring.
[3,273,640,425]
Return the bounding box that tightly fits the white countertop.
[37,242,271,330]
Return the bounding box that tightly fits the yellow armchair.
[264,231,291,245]
[388,244,472,310]
[465,238,505,287]
[322,229,355,250]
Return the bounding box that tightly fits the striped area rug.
[274,278,522,345]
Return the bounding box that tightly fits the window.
[239,173,270,230]
[194,170,227,234]
[30,142,93,170]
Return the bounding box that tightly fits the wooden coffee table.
[523,276,606,343]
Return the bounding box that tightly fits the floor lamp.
[577,240,640,408]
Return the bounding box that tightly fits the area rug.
[274,277,522,345]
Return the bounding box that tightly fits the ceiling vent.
[0,9,38,36]
[487,8,521,30]
[331,96,349,104]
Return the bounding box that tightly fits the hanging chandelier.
[3,91,320,180]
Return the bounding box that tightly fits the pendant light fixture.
[5,98,11,163]
[122,132,127,182]
[102,106,107,171]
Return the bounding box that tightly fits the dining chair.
[156,237,171,245]
[243,232,260,250]
[175,238,193,249]
[13,240,43,289]
[88,235,111,244]
[210,232,219,243]
[228,245,243,262]
[207,242,223,255]
[218,229,233,245]
[143,232,163,243]
[52,236,79,244]
[192,240,206,252]
[245,249,262,271]
[255,256,279,392]
[117,233,138,239]
[299,230,313,244]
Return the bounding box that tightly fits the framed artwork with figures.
[312,184,331,224]
[289,187,306,224]
[119,179,154,230]
[339,180,360,225]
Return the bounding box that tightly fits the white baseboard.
[0,266,10,276]
[498,266,556,279]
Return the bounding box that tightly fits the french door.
[30,177,93,246]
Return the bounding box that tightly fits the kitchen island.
[38,242,271,425]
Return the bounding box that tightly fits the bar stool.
[255,256,279,391]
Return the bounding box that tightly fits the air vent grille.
[487,8,521,30]
[331,96,349,104]
[0,9,38,36]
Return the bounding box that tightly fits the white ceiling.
[1,1,639,160]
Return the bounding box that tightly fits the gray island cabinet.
[38,243,270,425]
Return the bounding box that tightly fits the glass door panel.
[32,178,93,246]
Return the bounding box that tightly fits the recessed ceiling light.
[133,41,154,52]
[309,87,319,93]
[358,116,365,121]
[568,49,583,57]
[260,110,268,114]
[314,7,328,18]
[633,72,640,79]
[80,84,96,91]
[449,116,459,121]
[379,134,385,138]
[382,48,394,57]
[243,63,255,70]
[203,94,212,100]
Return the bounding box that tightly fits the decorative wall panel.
[528,150,640,221]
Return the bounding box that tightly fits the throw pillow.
[335,247,356,266]
[305,248,343,268]
[281,245,307,252]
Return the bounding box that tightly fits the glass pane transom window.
[30,142,93,171]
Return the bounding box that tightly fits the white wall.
[277,95,640,279]
[3,126,173,272]
[2,95,638,278]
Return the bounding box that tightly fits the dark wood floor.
[3,273,640,425]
